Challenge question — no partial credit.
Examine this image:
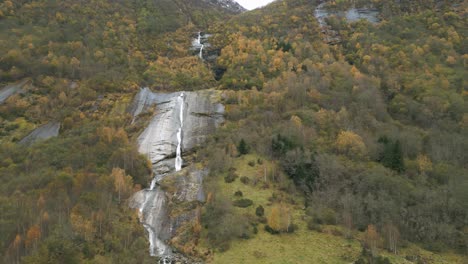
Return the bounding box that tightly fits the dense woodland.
[0,0,466,263]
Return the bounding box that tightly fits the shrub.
[240,176,250,184]
[248,160,256,167]
[265,225,280,234]
[255,205,265,217]
[233,199,253,208]
[234,190,243,197]
[322,208,337,225]
[307,220,322,232]
[224,171,238,183]
[237,139,249,155]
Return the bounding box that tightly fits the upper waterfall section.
[129,88,224,173]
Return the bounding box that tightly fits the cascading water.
[175,128,182,171]
[133,93,185,262]
[192,31,210,60]
[130,89,224,262]
[149,178,157,190]
[197,31,201,45]
[143,224,157,256]
[136,92,186,260]
[175,93,185,171]
[199,44,204,59]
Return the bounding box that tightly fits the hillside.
[0,0,467,263]
[194,1,467,263]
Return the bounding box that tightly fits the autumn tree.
[336,130,367,159]
[111,167,133,203]
[267,203,293,233]
[25,225,41,251]
[364,224,380,257]
[9,234,22,263]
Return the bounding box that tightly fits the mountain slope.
[193,0,467,263]
[0,0,466,263]
[0,0,241,263]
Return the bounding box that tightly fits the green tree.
[379,138,405,173]
[237,139,249,155]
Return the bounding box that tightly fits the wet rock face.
[129,188,172,256]
[129,88,223,262]
[20,122,61,145]
[162,169,208,204]
[131,88,224,175]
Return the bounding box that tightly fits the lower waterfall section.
[129,89,224,262]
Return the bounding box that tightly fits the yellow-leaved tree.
[335,130,367,158]
[111,168,133,203]
[267,203,292,233]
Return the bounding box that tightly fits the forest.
[0,0,466,263]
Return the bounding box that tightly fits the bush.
[202,195,250,252]
[234,190,243,197]
[240,176,250,184]
[321,208,337,225]
[310,207,337,225]
[224,171,238,183]
[265,225,280,234]
[248,160,256,167]
[255,205,264,217]
[237,139,249,155]
[286,224,298,233]
[307,220,322,232]
[233,199,253,208]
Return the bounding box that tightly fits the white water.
[138,189,170,257]
[149,178,157,190]
[179,93,184,125]
[199,45,204,59]
[197,31,201,45]
[131,90,226,261]
[175,128,182,171]
[143,224,157,256]
[175,93,185,171]
[136,92,187,259]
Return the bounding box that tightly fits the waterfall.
[199,44,204,59]
[197,31,201,45]
[149,178,157,190]
[130,90,224,261]
[175,93,185,171]
[136,92,185,258]
[143,224,157,256]
[175,128,182,171]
